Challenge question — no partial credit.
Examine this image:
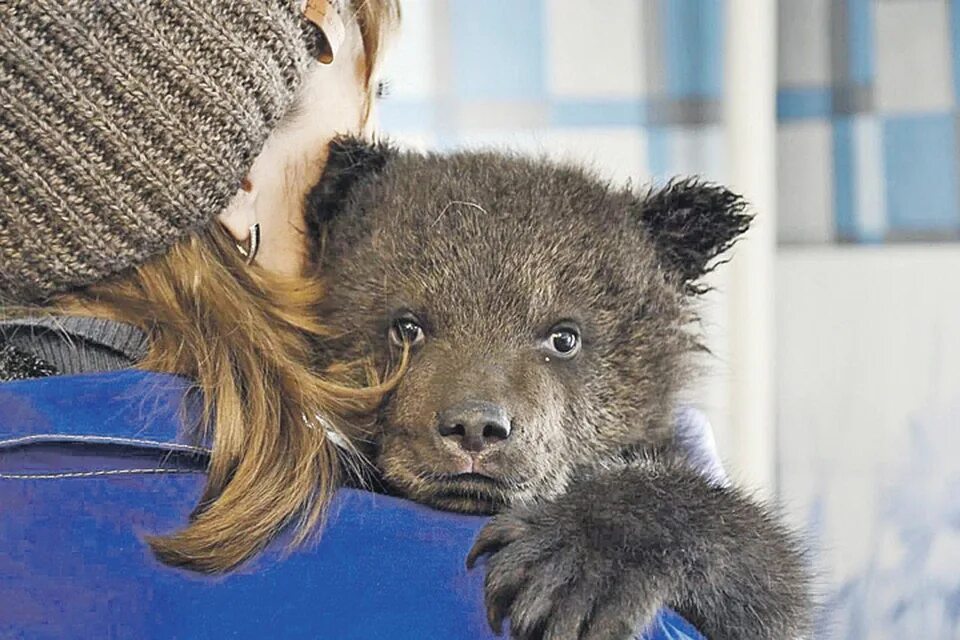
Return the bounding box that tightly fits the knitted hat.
[0,0,330,302]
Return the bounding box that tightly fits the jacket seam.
[0,433,210,454]
[0,468,205,480]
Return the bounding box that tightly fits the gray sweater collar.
[0,316,148,375]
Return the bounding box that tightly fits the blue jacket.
[0,370,703,639]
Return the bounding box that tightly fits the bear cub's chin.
[379,460,538,515]
[414,486,506,516]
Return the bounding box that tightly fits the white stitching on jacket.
[0,433,210,454]
[0,468,204,480]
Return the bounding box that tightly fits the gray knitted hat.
[0,0,329,302]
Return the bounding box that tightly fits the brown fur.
[308,139,744,513]
[306,138,810,640]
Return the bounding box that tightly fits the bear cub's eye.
[389,315,425,348]
[544,324,581,359]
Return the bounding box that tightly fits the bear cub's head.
[308,138,750,514]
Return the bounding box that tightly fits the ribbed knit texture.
[0,0,325,302]
[0,316,147,374]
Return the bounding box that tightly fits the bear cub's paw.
[467,486,671,640]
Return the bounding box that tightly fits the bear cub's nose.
[437,401,512,453]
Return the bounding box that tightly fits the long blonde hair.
[66,226,381,571]
[8,0,402,573]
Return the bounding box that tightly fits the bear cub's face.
[309,139,749,514]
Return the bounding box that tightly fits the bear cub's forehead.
[370,152,638,229]
[334,151,657,274]
[322,151,664,333]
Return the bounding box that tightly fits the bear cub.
[307,138,811,640]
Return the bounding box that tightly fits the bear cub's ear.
[305,136,395,228]
[637,178,752,292]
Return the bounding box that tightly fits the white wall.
[776,246,960,638]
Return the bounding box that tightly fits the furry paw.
[466,501,669,640]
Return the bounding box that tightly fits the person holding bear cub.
[1,0,399,572]
[0,1,809,638]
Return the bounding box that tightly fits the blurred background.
[375,1,960,637]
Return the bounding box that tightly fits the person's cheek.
[295,24,370,139]
[217,21,370,276]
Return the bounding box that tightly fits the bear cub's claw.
[468,494,666,640]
